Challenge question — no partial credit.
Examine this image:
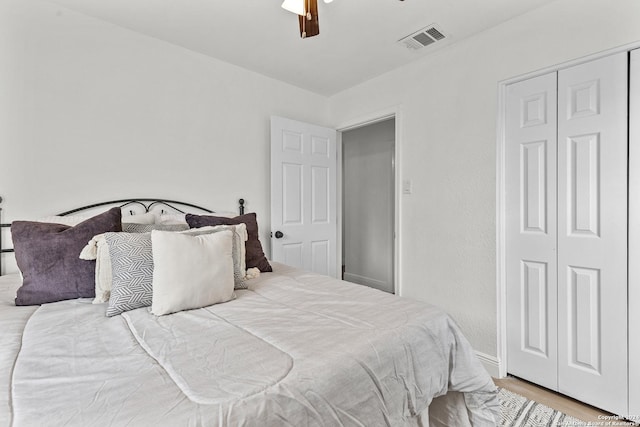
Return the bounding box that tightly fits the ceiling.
[48,0,557,96]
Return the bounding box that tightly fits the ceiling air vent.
[399,24,446,51]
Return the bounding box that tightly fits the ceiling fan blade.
[298,0,319,38]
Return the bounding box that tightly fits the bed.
[0,198,498,426]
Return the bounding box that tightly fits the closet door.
[629,48,640,418]
[505,72,558,390]
[557,52,628,415]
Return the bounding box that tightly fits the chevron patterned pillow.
[105,232,155,317]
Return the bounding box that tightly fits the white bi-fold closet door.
[505,52,628,415]
[629,48,640,418]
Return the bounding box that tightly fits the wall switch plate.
[402,179,412,194]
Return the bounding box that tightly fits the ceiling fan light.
[281,0,306,16]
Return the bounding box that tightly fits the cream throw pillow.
[78,234,112,304]
[150,229,235,316]
[94,236,112,303]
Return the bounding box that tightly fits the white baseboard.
[475,351,501,378]
[343,272,392,292]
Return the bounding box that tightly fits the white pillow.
[122,212,156,225]
[186,224,248,289]
[151,229,235,316]
[153,212,187,225]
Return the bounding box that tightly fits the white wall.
[329,0,640,359]
[0,0,329,271]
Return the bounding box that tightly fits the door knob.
[274,231,284,239]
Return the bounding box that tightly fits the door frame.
[334,106,402,296]
[496,41,640,379]
[628,47,640,417]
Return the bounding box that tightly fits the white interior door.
[557,53,628,415]
[629,48,640,418]
[270,116,337,277]
[505,71,558,391]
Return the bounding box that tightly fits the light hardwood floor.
[494,376,636,425]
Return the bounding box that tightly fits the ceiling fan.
[282,0,404,39]
[281,0,332,39]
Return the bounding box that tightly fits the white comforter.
[0,263,498,426]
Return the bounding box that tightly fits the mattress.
[0,262,498,426]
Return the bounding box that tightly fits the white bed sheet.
[0,263,498,426]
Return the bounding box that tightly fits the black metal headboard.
[0,196,8,260]
[0,197,246,274]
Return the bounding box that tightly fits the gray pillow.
[105,232,154,317]
[122,223,189,233]
[12,208,123,306]
[105,225,246,317]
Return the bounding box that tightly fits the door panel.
[505,72,558,390]
[521,261,548,356]
[521,140,548,233]
[566,134,600,236]
[282,163,303,224]
[311,166,329,223]
[557,52,628,415]
[567,266,600,373]
[271,116,337,277]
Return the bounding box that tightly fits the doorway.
[341,118,395,293]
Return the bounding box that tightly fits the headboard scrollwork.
[0,197,246,275]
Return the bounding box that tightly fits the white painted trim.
[629,48,640,417]
[335,105,403,296]
[336,130,343,281]
[498,40,640,87]
[335,109,397,133]
[344,272,390,292]
[495,43,640,381]
[476,351,501,378]
[495,82,508,379]
[394,108,403,296]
